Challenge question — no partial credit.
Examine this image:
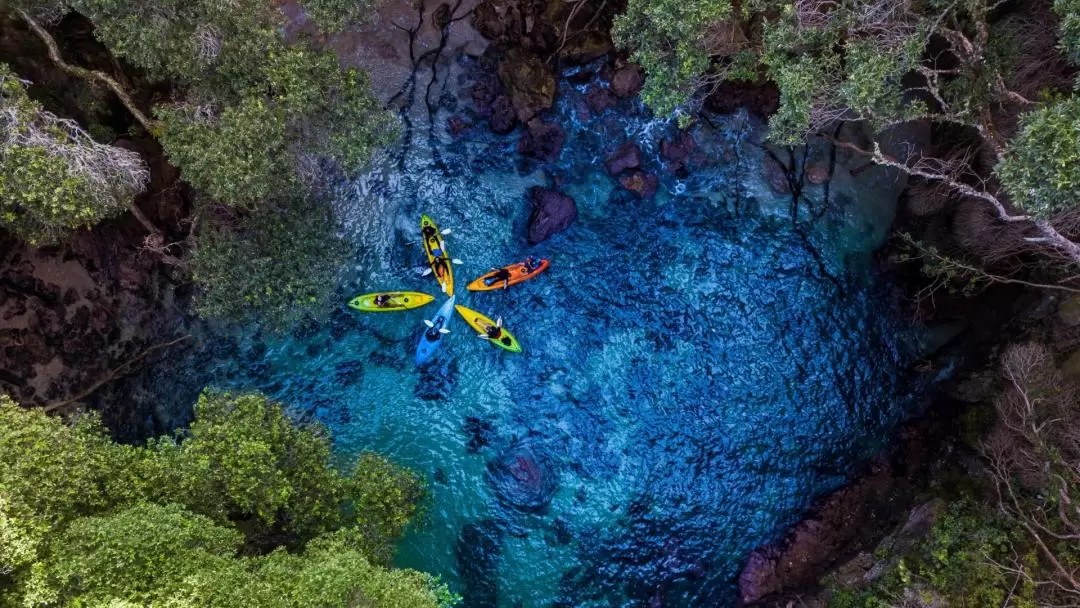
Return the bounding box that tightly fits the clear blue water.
[203,71,922,607]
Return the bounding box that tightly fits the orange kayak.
[467,258,550,291]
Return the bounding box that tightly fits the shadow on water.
[197,60,926,607]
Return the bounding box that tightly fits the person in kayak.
[523,256,541,272]
[484,323,503,340]
[422,225,443,256]
[431,257,449,280]
[485,267,512,289]
[374,294,393,308]
[425,318,445,341]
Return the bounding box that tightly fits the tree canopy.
[0,391,449,607]
[0,0,395,327]
[0,63,148,244]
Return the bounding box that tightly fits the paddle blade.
[452,258,463,265]
[439,328,450,334]
[496,316,503,328]
[441,228,452,235]
[421,268,432,277]
[478,334,490,340]
[424,319,434,328]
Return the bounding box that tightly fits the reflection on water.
[205,67,921,607]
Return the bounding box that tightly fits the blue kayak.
[416,295,456,365]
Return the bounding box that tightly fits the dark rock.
[486,441,558,512]
[527,187,577,244]
[517,119,566,163]
[472,0,518,41]
[605,141,642,175]
[415,358,458,401]
[610,63,645,98]
[585,86,618,113]
[705,79,781,119]
[498,50,557,122]
[22,332,51,365]
[489,95,518,134]
[559,30,612,65]
[464,415,497,453]
[618,170,659,199]
[660,131,695,165]
[471,73,503,115]
[62,287,78,306]
[333,359,365,385]
[456,519,503,608]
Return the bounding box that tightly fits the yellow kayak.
[348,291,434,312]
[420,215,454,296]
[454,304,522,353]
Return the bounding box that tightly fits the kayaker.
[485,267,512,289]
[432,257,449,279]
[423,225,443,256]
[484,323,503,340]
[374,294,393,308]
[523,256,541,272]
[425,319,444,341]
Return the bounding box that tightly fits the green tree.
[1,2,395,327]
[0,64,148,244]
[65,0,395,207]
[611,0,735,116]
[996,96,1080,219]
[0,392,446,606]
[189,196,350,330]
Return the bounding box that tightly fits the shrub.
[996,97,1080,219]
[190,196,350,330]
[0,391,446,606]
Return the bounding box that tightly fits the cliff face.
[0,226,195,440]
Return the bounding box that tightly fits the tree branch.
[41,335,191,413]
[17,9,158,133]
[826,135,1080,266]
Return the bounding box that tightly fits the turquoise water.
[204,73,922,606]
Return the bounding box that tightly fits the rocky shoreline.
[0,0,1040,603]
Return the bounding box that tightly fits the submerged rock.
[489,96,517,134]
[456,519,503,608]
[527,187,577,244]
[415,358,458,401]
[471,73,518,134]
[485,441,558,512]
[660,131,695,173]
[464,415,497,453]
[605,141,642,175]
[585,86,618,113]
[619,170,659,199]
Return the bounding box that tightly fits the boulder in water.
[489,95,517,134]
[485,442,558,512]
[610,63,645,98]
[456,519,502,607]
[660,131,695,172]
[585,86,618,113]
[518,119,566,163]
[606,141,642,175]
[527,187,577,244]
[619,170,659,199]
